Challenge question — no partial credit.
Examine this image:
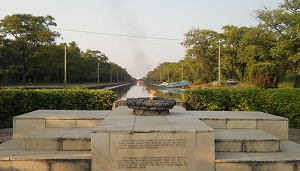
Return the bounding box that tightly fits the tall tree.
[255,0,300,87]
[221,26,249,81]
[181,28,219,83]
[0,14,60,84]
[237,27,276,83]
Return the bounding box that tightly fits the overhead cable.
[51,27,183,41]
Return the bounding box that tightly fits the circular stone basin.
[125,97,176,115]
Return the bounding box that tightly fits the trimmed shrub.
[0,88,116,128]
[249,62,279,88]
[183,88,300,128]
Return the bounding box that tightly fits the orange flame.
[149,90,156,100]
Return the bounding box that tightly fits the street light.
[97,57,100,83]
[64,43,67,85]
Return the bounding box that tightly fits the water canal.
[112,84,183,101]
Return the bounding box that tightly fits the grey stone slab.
[169,106,189,114]
[166,113,214,132]
[97,117,135,127]
[61,128,91,139]
[25,128,72,138]
[10,150,57,160]
[13,110,60,119]
[216,162,253,171]
[12,160,50,171]
[15,110,86,119]
[133,116,173,132]
[215,152,254,162]
[51,160,91,171]
[231,129,280,140]
[189,111,287,121]
[51,151,91,159]
[281,140,300,160]
[75,110,111,119]
[0,138,23,159]
[77,120,101,128]
[0,150,21,160]
[248,152,294,162]
[0,139,23,150]
[215,129,243,140]
[106,106,135,118]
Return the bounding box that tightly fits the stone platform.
[0,107,300,171]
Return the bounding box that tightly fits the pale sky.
[1,0,283,78]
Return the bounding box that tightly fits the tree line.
[146,0,300,88]
[0,14,132,85]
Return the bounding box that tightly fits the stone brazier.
[125,97,176,115]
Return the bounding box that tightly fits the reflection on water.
[113,84,183,101]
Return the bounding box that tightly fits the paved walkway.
[1,127,300,144]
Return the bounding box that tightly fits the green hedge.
[0,88,116,128]
[183,88,300,128]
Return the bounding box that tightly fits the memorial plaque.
[91,106,215,171]
[110,133,196,171]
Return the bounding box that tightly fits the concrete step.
[215,140,300,171]
[190,111,288,139]
[24,128,91,151]
[215,129,281,152]
[14,110,111,138]
[0,139,91,171]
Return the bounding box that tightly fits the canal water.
[112,84,183,101]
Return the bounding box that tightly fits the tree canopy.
[0,14,132,85]
[146,0,300,88]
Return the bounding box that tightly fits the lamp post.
[218,44,221,83]
[110,70,112,83]
[97,57,100,83]
[64,43,67,86]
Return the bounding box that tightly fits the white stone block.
[51,160,91,171]
[25,139,62,150]
[63,139,91,151]
[227,120,256,129]
[91,133,110,171]
[0,161,12,171]
[255,162,294,171]
[13,119,45,138]
[216,163,253,171]
[46,119,76,128]
[12,161,50,171]
[77,120,100,128]
[196,132,215,171]
[201,120,226,128]
[244,140,280,152]
[257,120,288,139]
[215,141,242,152]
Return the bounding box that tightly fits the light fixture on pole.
[218,43,221,83]
[97,57,100,83]
[64,43,67,85]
